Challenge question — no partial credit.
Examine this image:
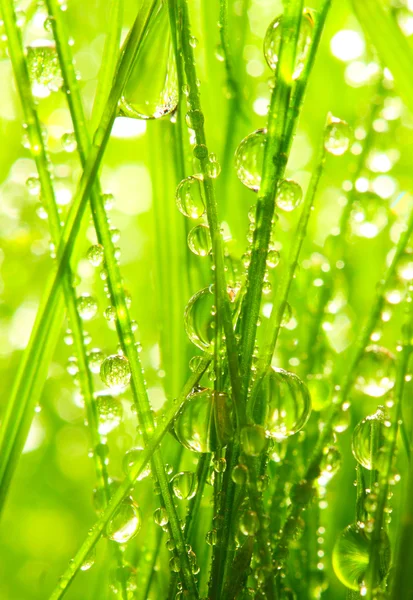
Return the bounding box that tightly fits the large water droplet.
[264,8,315,79]
[123,446,151,481]
[106,498,142,543]
[239,510,259,536]
[95,392,123,435]
[234,128,266,191]
[174,388,233,453]
[354,345,395,398]
[87,244,104,267]
[276,179,303,212]
[119,4,177,120]
[176,175,205,219]
[77,294,98,321]
[332,524,390,591]
[26,40,62,98]
[350,192,388,239]
[254,367,312,440]
[184,287,216,353]
[100,354,131,392]
[324,117,351,156]
[171,471,198,500]
[188,224,212,256]
[352,407,391,471]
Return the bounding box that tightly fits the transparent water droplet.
[119,4,177,120]
[332,524,390,591]
[213,457,226,473]
[26,176,40,196]
[77,294,98,321]
[397,250,413,282]
[169,556,181,573]
[154,507,169,527]
[206,153,221,179]
[239,510,259,536]
[87,244,104,267]
[100,354,131,392]
[109,563,137,594]
[123,446,151,481]
[106,498,141,543]
[206,528,218,545]
[176,175,205,219]
[324,117,351,156]
[254,367,311,440]
[171,471,198,500]
[88,348,104,374]
[174,388,233,453]
[352,407,391,471]
[26,40,63,98]
[240,424,268,456]
[187,224,212,256]
[80,547,96,571]
[354,345,395,398]
[95,392,123,435]
[350,192,388,239]
[231,463,248,485]
[276,179,303,212]
[61,132,77,152]
[186,109,204,129]
[184,287,215,353]
[266,249,280,268]
[234,128,266,191]
[264,8,315,79]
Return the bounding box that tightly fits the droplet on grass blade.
[95,392,123,435]
[332,524,390,591]
[171,471,198,500]
[184,287,215,353]
[100,354,131,392]
[188,224,212,256]
[276,179,303,212]
[26,40,63,98]
[350,192,388,238]
[119,3,178,120]
[106,498,142,543]
[123,446,151,481]
[264,8,315,79]
[254,367,311,440]
[234,128,266,191]
[352,407,391,471]
[354,345,395,398]
[324,117,351,156]
[176,175,205,219]
[174,388,233,453]
[77,294,98,321]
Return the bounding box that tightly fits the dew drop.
[352,407,390,471]
[77,294,98,321]
[264,8,315,79]
[119,3,177,120]
[350,192,388,239]
[171,471,198,500]
[174,388,233,453]
[26,40,63,98]
[100,354,131,392]
[123,446,151,481]
[88,348,104,374]
[154,507,169,527]
[61,132,77,152]
[324,117,351,156]
[254,367,311,440]
[87,244,104,267]
[234,128,266,191]
[176,175,205,219]
[109,563,137,594]
[354,345,395,398]
[106,498,141,543]
[332,524,390,591]
[397,250,413,282]
[184,287,215,353]
[239,510,259,536]
[188,224,212,256]
[95,392,123,435]
[240,424,268,456]
[80,548,96,571]
[276,179,303,212]
[26,176,40,196]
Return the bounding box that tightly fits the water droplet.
[100,354,131,392]
[235,128,266,191]
[61,132,77,152]
[106,498,142,543]
[95,392,123,435]
[26,176,40,196]
[80,548,96,571]
[186,109,204,129]
[318,445,341,486]
[87,244,104,267]
[332,524,390,591]
[176,175,205,219]
[264,8,315,79]
[266,250,280,268]
[194,143,208,159]
[109,563,137,594]
[241,424,268,456]
[184,287,215,353]
[88,348,104,374]
[123,446,151,481]
[119,4,177,119]
[26,40,63,97]
[239,510,259,536]
[352,408,390,471]
[324,117,351,156]
[276,179,303,212]
[254,367,311,440]
[206,529,218,545]
[188,224,212,256]
[171,471,198,500]
[355,345,395,398]
[213,457,226,473]
[77,294,98,321]
[350,192,388,239]
[206,153,221,179]
[169,556,181,573]
[154,507,169,527]
[397,250,413,282]
[174,388,233,453]
[231,463,248,485]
